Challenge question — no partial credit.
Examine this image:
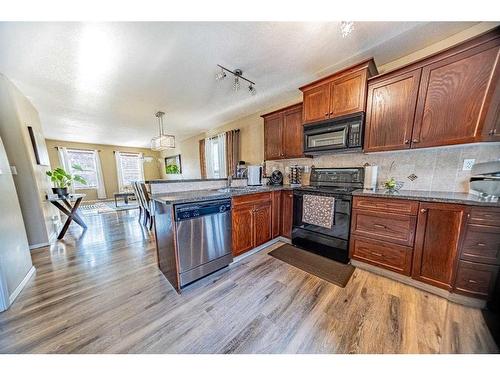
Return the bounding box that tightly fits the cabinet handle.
[489,129,495,136]
[404,139,410,144]
[329,111,333,115]
[468,279,478,284]
[412,139,420,143]
[477,242,486,247]
[420,208,427,213]
[371,252,383,257]
[374,224,386,229]
[324,112,328,117]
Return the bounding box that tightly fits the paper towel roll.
[364,166,378,190]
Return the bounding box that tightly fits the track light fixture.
[215,64,256,96]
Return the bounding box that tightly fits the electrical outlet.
[10,166,17,175]
[462,159,475,171]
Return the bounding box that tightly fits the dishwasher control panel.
[174,199,232,222]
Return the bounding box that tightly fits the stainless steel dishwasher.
[174,199,233,287]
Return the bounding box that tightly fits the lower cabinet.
[350,196,500,301]
[350,236,413,275]
[231,193,272,256]
[254,202,272,247]
[280,190,293,239]
[232,204,255,256]
[271,191,281,238]
[411,202,466,290]
[453,260,499,299]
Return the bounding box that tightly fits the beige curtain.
[225,129,240,178]
[199,139,207,179]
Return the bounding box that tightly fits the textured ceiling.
[0,22,479,147]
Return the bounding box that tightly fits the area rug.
[269,244,355,288]
[79,201,138,216]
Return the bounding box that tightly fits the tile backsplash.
[266,143,500,192]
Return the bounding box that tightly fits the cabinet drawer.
[232,192,271,206]
[469,208,500,227]
[461,224,500,265]
[453,260,499,300]
[350,235,413,275]
[351,210,417,246]
[353,196,418,215]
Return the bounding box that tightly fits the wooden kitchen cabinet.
[364,28,500,152]
[271,191,281,238]
[302,83,330,123]
[262,103,303,160]
[280,190,294,239]
[412,41,500,148]
[263,112,282,160]
[300,59,377,125]
[231,203,255,256]
[350,196,418,276]
[364,69,422,152]
[412,203,467,290]
[351,196,500,301]
[231,193,272,256]
[330,69,368,118]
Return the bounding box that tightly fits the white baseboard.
[8,266,36,306]
[29,242,49,250]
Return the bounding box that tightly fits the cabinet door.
[364,69,422,152]
[264,113,283,160]
[480,67,500,141]
[330,69,367,118]
[254,202,272,247]
[412,43,500,148]
[280,190,294,239]
[271,191,281,238]
[303,83,330,124]
[412,203,466,290]
[232,204,254,256]
[282,105,304,158]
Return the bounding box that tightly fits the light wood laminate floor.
[0,210,497,354]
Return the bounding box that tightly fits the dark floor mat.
[269,243,355,288]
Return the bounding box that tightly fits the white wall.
[0,73,60,247]
[0,136,33,310]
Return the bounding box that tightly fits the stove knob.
[219,205,227,213]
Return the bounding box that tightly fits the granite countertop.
[152,185,292,205]
[352,189,500,207]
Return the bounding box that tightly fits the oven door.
[291,190,351,263]
[304,122,348,153]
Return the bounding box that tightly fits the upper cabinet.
[365,28,500,152]
[262,103,303,161]
[300,59,378,125]
[365,70,422,152]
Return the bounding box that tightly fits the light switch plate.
[10,166,17,175]
[462,159,475,171]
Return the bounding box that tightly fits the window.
[66,149,99,189]
[205,133,226,179]
[117,152,144,189]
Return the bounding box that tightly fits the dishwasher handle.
[174,199,232,222]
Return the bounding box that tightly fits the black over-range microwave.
[303,112,364,154]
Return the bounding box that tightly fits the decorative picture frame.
[165,154,182,174]
[27,126,50,166]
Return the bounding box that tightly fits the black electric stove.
[292,167,364,264]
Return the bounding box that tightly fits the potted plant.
[46,165,87,197]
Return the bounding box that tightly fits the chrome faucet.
[226,175,233,188]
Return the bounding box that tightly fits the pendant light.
[151,111,175,151]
